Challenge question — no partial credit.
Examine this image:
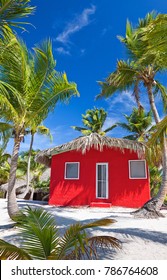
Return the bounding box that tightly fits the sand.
[0,199,167,260]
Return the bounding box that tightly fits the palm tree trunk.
[29,187,34,200]
[147,86,167,210]
[7,138,21,220]
[155,135,167,210]
[27,133,34,192]
[20,133,34,199]
[133,85,167,218]
[147,85,160,124]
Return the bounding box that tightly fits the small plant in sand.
[0,207,121,260]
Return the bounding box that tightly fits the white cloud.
[55,47,71,56]
[56,5,96,44]
[106,90,136,112]
[102,116,119,131]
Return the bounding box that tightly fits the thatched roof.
[35,133,145,167]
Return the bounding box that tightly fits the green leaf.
[0,239,32,260]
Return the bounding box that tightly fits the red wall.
[49,147,150,208]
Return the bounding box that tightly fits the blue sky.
[7,0,167,153]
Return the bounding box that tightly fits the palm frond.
[88,235,121,250]
[154,81,167,112]
[27,73,78,123]
[18,206,59,260]
[71,126,89,132]
[0,0,35,31]
[98,61,138,99]
[80,218,117,230]
[148,116,167,146]
[0,239,32,260]
[117,122,132,132]
[103,124,117,133]
[0,32,79,140]
[53,218,117,260]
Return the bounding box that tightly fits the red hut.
[36,133,150,208]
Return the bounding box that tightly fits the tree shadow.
[108,227,167,244]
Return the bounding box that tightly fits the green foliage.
[34,178,50,191]
[0,146,11,185]
[98,13,167,115]
[0,207,121,260]
[117,107,153,141]
[0,121,13,147]
[149,166,162,197]
[72,107,116,136]
[0,32,78,139]
[18,150,47,188]
[117,11,157,61]
[148,116,167,146]
[0,31,78,218]
[0,0,35,32]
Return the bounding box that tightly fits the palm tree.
[117,12,157,63]
[24,125,52,198]
[117,107,152,141]
[72,107,116,136]
[18,150,48,200]
[0,206,120,260]
[98,13,167,217]
[0,32,78,220]
[0,0,35,32]
[125,13,167,69]
[116,107,163,201]
[0,120,52,197]
[98,60,166,124]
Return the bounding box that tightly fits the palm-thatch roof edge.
[35,133,146,167]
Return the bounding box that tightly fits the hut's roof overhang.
[35,133,146,167]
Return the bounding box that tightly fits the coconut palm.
[138,116,167,214]
[18,150,48,200]
[0,119,51,197]
[72,107,116,136]
[0,32,78,220]
[126,13,167,68]
[117,108,163,199]
[0,207,120,260]
[147,115,167,171]
[117,107,152,141]
[98,13,167,217]
[24,125,52,198]
[98,60,166,123]
[0,0,35,32]
[117,11,157,63]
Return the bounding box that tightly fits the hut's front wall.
[49,147,150,208]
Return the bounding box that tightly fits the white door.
[96,163,108,198]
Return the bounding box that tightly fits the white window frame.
[96,163,109,199]
[64,162,80,180]
[129,160,147,179]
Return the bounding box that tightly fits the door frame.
[96,163,109,199]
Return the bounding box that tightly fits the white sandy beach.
[0,199,167,260]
